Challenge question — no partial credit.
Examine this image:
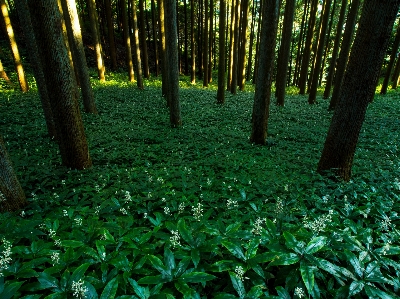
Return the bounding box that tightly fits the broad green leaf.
[37,272,60,290]
[137,275,164,284]
[139,232,152,244]
[213,293,237,299]
[349,281,364,296]
[283,232,298,250]
[69,263,90,287]
[229,271,246,299]
[179,272,216,283]
[245,238,260,260]
[0,281,24,299]
[275,286,290,299]
[100,277,118,299]
[268,253,299,266]
[84,281,99,299]
[191,249,200,268]
[174,281,197,299]
[246,285,264,298]
[251,264,265,279]
[164,248,176,271]
[344,250,364,278]
[364,285,393,299]
[305,236,326,255]
[16,268,38,279]
[222,240,246,261]
[300,262,315,295]
[147,255,169,277]
[61,240,84,248]
[128,278,150,299]
[248,252,277,264]
[174,257,191,278]
[177,219,194,246]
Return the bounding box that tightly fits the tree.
[0,135,27,212]
[246,0,257,82]
[381,23,400,94]
[203,0,209,86]
[105,0,117,70]
[217,0,226,104]
[391,55,400,89]
[230,0,240,94]
[328,0,360,111]
[131,0,144,89]
[275,0,296,106]
[139,0,150,78]
[164,0,182,126]
[238,0,249,90]
[28,0,92,170]
[88,0,106,81]
[158,0,167,96]
[227,0,235,90]
[0,58,12,87]
[121,0,135,82]
[190,0,196,83]
[61,0,98,114]
[151,0,159,76]
[250,0,279,145]
[317,0,400,181]
[0,0,29,92]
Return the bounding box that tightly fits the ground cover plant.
[1,73,400,298]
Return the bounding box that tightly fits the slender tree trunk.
[28,0,92,170]
[198,0,203,78]
[190,0,196,83]
[293,0,309,86]
[121,0,135,81]
[323,0,347,99]
[0,0,28,92]
[88,0,106,81]
[217,0,226,104]
[164,0,181,127]
[208,0,214,83]
[230,0,240,94]
[62,0,98,114]
[158,0,167,96]
[246,0,256,81]
[381,23,400,94]
[250,0,279,145]
[139,0,150,78]
[183,0,188,75]
[391,55,400,89]
[0,58,12,87]
[105,0,117,70]
[203,0,209,86]
[0,135,27,212]
[329,0,360,110]
[308,0,331,104]
[252,0,262,84]
[227,0,235,90]
[317,0,399,181]
[131,0,144,89]
[275,0,296,106]
[238,0,249,90]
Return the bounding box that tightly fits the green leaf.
[84,281,99,299]
[349,281,364,296]
[364,285,393,299]
[100,277,118,299]
[213,293,237,299]
[245,238,260,260]
[275,286,290,299]
[179,272,216,283]
[283,232,298,250]
[300,262,315,295]
[251,264,265,279]
[37,272,60,290]
[139,232,152,244]
[344,250,364,278]
[137,275,164,284]
[222,240,246,261]
[128,278,150,299]
[248,252,277,264]
[246,285,264,298]
[229,271,246,299]
[177,219,194,246]
[0,281,24,299]
[61,240,85,248]
[191,249,200,268]
[164,248,176,271]
[304,236,326,254]
[174,281,197,299]
[69,263,90,287]
[147,255,169,277]
[174,257,191,278]
[268,253,299,266]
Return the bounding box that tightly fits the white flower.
[94,206,101,215]
[170,230,181,248]
[124,191,132,202]
[394,178,400,190]
[143,212,148,219]
[54,239,62,247]
[20,211,25,217]
[164,207,170,215]
[321,195,330,203]
[120,208,128,215]
[0,239,12,277]
[234,266,248,281]
[63,210,68,217]
[161,198,166,202]
[178,203,185,214]
[303,212,333,234]
[49,229,56,238]
[192,203,203,221]
[71,279,88,298]
[207,178,212,186]
[251,218,265,235]
[284,184,289,192]
[74,218,83,226]
[275,197,284,215]
[50,252,60,265]
[226,199,239,209]
[294,287,305,298]
[0,191,7,202]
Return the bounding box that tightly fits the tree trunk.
[298,0,318,94]
[252,0,262,84]
[190,0,196,83]
[217,0,226,104]
[208,0,214,83]
[275,0,295,106]
[328,0,360,111]
[317,0,399,182]
[230,0,240,94]
[250,0,279,145]
[391,54,400,89]
[308,0,331,104]
[293,0,309,86]
[62,0,98,114]
[121,0,135,81]
[157,0,167,96]
[131,0,144,89]
[323,0,347,99]
[28,0,92,170]
[164,0,181,126]
[246,0,256,82]
[203,0,209,86]
[381,23,400,94]
[238,0,249,90]
[105,0,117,70]
[227,0,235,90]
[0,135,27,212]
[0,0,28,92]
[139,0,150,78]
[88,0,106,81]
[184,0,188,75]
[0,58,12,87]
[151,0,159,76]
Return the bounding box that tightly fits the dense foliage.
[1,73,400,298]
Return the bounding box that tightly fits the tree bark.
[275,0,296,106]
[0,135,27,212]
[293,0,309,86]
[246,0,256,82]
[139,0,150,78]
[217,0,226,104]
[250,0,279,145]
[203,0,209,86]
[0,58,12,87]
[151,0,159,76]
[105,0,117,70]
[158,0,167,96]
[252,0,262,84]
[391,54,400,89]
[130,0,143,89]
[208,0,214,83]
[381,23,400,94]
[183,0,188,75]
[121,0,135,82]
[164,0,181,126]
[0,0,28,92]
[227,0,235,90]
[323,0,347,99]
[317,0,399,181]
[88,0,106,81]
[190,0,196,83]
[230,0,240,94]
[328,0,360,111]
[238,0,249,90]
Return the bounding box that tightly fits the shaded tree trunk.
[317,0,399,181]
[121,0,135,82]
[250,0,279,145]
[0,135,27,212]
[238,0,249,90]
[246,0,256,82]
[184,0,188,75]
[88,0,106,81]
[105,0,117,70]
[208,0,214,83]
[275,0,295,106]
[230,0,240,94]
[0,0,28,92]
[158,0,167,96]
[28,0,92,170]
[203,0,209,86]
[151,0,159,76]
[227,0,235,90]
[131,0,144,89]
[293,0,309,86]
[0,58,12,87]
[252,0,262,84]
[381,23,400,94]
[391,54,400,89]
[139,0,150,78]
[217,0,226,104]
[190,0,196,83]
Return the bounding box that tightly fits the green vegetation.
[1,74,400,298]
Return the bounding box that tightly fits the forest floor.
[0,72,400,298]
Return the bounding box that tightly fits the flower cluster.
[379,215,393,232]
[71,279,88,298]
[394,178,400,190]
[226,199,239,209]
[251,218,266,235]
[0,191,6,203]
[192,203,203,221]
[170,230,181,248]
[303,210,333,234]
[74,218,83,226]
[124,191,132,203]
[0,239,12,277]
[164,207,171,215]
[120,208,128,215]
[235,266,248,282]
[294,287,305,298]
[50,251,60,265]
[49,229,56,238]
[274,197,285,216]
[178,202,185,214]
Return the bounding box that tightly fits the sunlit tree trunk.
[88,0,106,81]
[28,0,92,170]
[164,0,181,126]
[230,0,240,94]
[252,0,262,84]
[190,0,196,83]
[0,58,12,87]
[158,0,167,96]
[238,0,249,91]
[328,0,360,111]
[105,0,117,70]
[203,0,209,86]
[250,0,279,145]
[121,0,135,82]
[139,0,150,78]
[317,0,399,181]
[0,0,28,92]
[217,0,226,104]
[0,135,27,212]
[275,0,295,106]
[323,0,347,99]
[151,0,159,76]
[381,23,400,94]
[227,0,235,90]
[391,55,400,89]
[130,0,144,89]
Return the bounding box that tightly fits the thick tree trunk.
[250,0,279,145]
[275,0,295,106]
[0,136,27,212]
[203,0,209,86]
[151,0,159,76]
[131,0,144,89]
[217,0,226,104]
[381,23,400,94]
[308,0,331,104]
[317,0,399,181]
[238,0,249,90]
[105,0,117,70]
[62,0,98,114]
[190,0,196,83]
[323,0,347,99]
[158,0,167,96]
[0,0,28,92]
[121,0,135,82]
[88,0,106,81]
[164,0,181,126]
[328,0,360,111]
[139,0,150,78]
[28,0,92,170]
